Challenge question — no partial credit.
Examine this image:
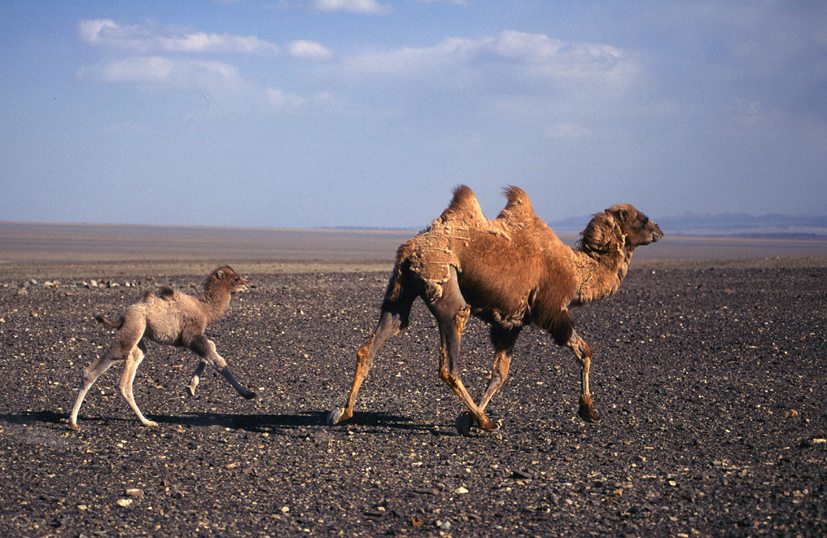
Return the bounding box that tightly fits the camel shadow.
[3,409,438,436]
[151,410,433,435]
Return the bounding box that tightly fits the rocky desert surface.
[1,253,826,537]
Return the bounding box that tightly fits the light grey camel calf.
[69,266,256,430]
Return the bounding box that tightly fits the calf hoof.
[243,390,257,400]
[186,386,196,398]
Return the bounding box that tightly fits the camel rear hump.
[497,186,535,223]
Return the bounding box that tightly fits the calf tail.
[94,314,124,330]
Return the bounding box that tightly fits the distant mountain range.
[547,213,827,240]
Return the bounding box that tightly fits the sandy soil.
[0,254,826,537]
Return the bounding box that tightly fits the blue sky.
[1,0,826,229]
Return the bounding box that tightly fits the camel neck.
[571,247,633,305]
[199,287,232,325]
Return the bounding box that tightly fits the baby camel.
[327,185,662,436]
[69,266,256,430]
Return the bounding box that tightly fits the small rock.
[116,498,133,507]
[454,486,469,494]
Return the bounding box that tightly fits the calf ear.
[216,269,226,280]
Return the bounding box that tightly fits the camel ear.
[216,269,226,280]
[611,207,630,222]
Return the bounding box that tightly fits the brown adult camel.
[69,266,256,430]
[327,185,663,435]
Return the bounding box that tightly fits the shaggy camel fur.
[327,185,663,435]
[69,266,256,430]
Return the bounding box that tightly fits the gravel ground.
[1,259,826,537]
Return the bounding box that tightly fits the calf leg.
[566,330,600,423]
[69,350,118,430]
[188,336,256,399]
[118,339,158,427]
[186,359,207,397]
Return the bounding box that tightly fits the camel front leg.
[477,325,521,413]
[186,359,207,397]
[189,337,257,400]
[566,330,600,423]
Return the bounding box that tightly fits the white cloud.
[265,87,351,113]
[340,30,638,91]
[544,122,592,139]
[410,0,467,4]
[78,19,281,56]
[311,0,390,14]
[288,40,334,60]
[266,87,309,111]
[78,56,241,87]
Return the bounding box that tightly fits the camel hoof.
[326,408,346,425]
[455,412,473,437]
[68,422,80,431]
[142,421,159,428]
[578,395,601,423]
[186,386,196,398]
[243,390,257,400]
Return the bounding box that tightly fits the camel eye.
[640,216,649,227]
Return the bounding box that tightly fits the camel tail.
[385,240,415,304]
[94,314,124,330]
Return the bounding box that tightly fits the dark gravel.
[1,261,826,537]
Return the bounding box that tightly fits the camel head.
[579,204,663,255]
[209,265,248,294]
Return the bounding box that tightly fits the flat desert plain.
[0,223,826,537]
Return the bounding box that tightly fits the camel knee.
[454,304,470,333]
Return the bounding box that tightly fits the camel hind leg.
[429,269,499,435]
[69,350,118,430]
[118,339,158,427]
[70,315,146,430]
[327,271,418,425]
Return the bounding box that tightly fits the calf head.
[210,266,248,293]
